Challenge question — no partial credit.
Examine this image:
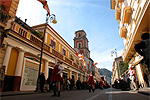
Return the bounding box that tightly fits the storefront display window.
[22,67,38,86]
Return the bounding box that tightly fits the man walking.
[134,33,150,72]
[50,60,64,97]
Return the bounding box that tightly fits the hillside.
[98,68,112,84]
[98,68,112,77]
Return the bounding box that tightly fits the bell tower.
[74,30,90,58]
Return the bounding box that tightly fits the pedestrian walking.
[67,78,71,90]
[128,65,139,91]
[76,79,81,90]
[134,33,150,72]
[0,65,6,92]
[50,61,64,97]
[39,72,45,92]
[70,77,75,90]
[100,79,103,90]
[143,73,149,87]
[127,75,131,90]
[88,73,95,93]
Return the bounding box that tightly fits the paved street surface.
[1,88,149,100]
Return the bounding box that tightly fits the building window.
[20,29,23,35]
[78,33,81,37]
[70,54,74,61]
[78,43,81,48]
[124,0,128,7]
[51,40,56,49]
[23,31,25,37]
[25,32,27,37]
[63,49,66,56]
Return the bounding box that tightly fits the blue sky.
[16,0,124,71]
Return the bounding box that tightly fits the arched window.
[78,33,81,37]
[18,28,21,34]
[25,32,27,37]
[20,29,23,35]
[78,43,81,48]
[23,31,25,37]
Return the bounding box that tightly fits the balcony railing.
[117,0,123,3]
[65,57,72,65]
[123,6,132,23]
[120,27,127,38]
[115,7,121,20]
[73,63,78,68]
[44,43,50,52]
[52,49,63,60]
[111,0,116,9]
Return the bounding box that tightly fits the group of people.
[39,64,110,97]
[113,32,150,91]
[113,67,149,91]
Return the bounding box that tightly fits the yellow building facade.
[111,0,150,87]
[2,16,90,91]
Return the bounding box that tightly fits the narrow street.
[1,88,149,100]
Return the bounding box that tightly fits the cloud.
[16,0,46,26]
[49,0,80,8]
[91,48,124,71]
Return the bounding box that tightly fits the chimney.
[25,19,27,23]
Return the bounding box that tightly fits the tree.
[119,62,129,75]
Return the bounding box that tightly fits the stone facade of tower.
[74,30,90,58]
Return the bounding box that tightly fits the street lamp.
[35,13,57,92]
[111,48,117,57]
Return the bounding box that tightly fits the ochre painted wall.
[56,41,59,52]
[67,70,70,78]
[66,49,68,57]
[41,60,45,72]
[15,25,19,33]
[47,34,51,45]
[60,44,63,54]
[69,52,70,59]
[7,48,18,76]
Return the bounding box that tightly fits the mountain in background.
[98,68,112,84]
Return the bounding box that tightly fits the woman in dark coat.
[39,72,45,92]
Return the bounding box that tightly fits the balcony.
[65,57,72,65]
[123,6,132,23]
[111,0,116,9]
[120,27,127,38]
[117,0,123,3]
[115,8,121,20]
[52,49,63,60]
[73,63,78,68]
